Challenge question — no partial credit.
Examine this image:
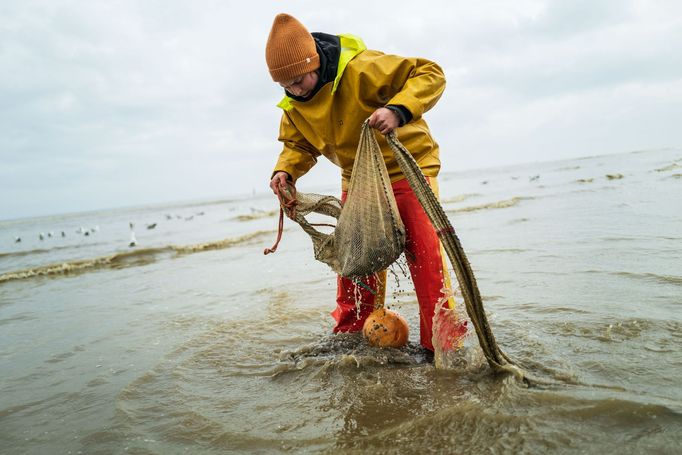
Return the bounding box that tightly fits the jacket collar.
[277,34,366,110]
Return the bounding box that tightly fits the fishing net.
[385,131,530,383]
[265,121,405,279]
[266,120,532,383]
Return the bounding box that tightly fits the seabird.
[146,223,157,230]
[15,237,21,243]
[39,233,44,240]
[129,223,137,247]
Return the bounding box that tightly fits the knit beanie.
[266,13,320,82]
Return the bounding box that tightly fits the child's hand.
[368,108,400,134]
[270,171,291,196]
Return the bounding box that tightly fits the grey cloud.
[530,0,634,37]
[1,0,681,219]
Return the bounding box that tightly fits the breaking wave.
[0,230,273,284]
[612,271,682,286]
[440,193,481,204]
[0,242,109,260]
[583,269,682,287]
[654,163,681,172]
[233,210,278,222]
[447,196,529,213]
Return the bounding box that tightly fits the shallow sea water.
[1,148,681,454]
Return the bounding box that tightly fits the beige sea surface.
[1,148,681,453]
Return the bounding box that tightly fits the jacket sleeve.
[359,51,446,122]
[272,111,320,182]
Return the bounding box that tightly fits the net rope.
[267,120,533,383]
[266,120,406,279]
[385,128,529,381]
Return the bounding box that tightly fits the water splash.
[431,287,473,370]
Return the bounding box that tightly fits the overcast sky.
[2,0,681,220]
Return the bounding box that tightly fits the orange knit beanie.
[266,13,320,82]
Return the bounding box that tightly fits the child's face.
[279,71,319,98]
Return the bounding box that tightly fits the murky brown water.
[1,149,681,453]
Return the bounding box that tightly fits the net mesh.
[267,120,535,384]
[385,130,533,383]
[280,121,405,278]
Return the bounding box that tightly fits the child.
[266,13,455,352]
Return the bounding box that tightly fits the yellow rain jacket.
[273,34,446,191]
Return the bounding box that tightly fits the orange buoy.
[362,308,409,348]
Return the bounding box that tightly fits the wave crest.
[0,230,272,285]
[447,196,528,213]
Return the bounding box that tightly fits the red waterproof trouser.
[331,178,451,351]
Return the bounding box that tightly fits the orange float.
[362,308,409,348]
